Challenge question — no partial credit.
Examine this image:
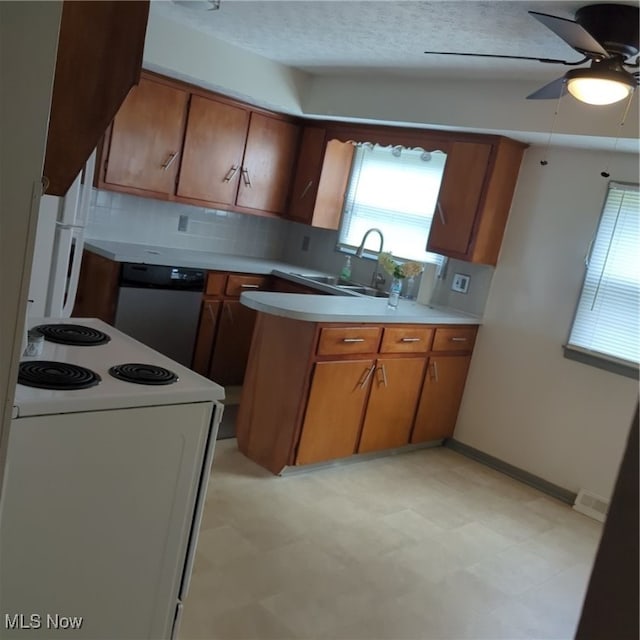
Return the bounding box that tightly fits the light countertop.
[84,240,309,275]
[240,292,480,325]
[85,239,481,325]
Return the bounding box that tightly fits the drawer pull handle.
[400,337,420,343]
[161,152,178,171]
[342,338,365,343]
[240,284,260,289]
[223,165,239,182]
[451,337,468,342]
[359,364,376,388]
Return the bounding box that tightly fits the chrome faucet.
[355,228,384,258]
[355,228,385,288]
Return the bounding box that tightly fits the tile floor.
[180,440,602,640]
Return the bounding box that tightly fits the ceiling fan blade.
[423,51,583,65]
[526,76,568,100]
[528,11,609,59]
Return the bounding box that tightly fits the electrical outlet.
[302,235,310,251]
[178,215,189,232]
[451,273,470,293]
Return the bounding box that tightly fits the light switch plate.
[451,273,470,293]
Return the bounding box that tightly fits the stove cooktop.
[34,323,111,346]
[13,318,224,417]
[109,363,178,386]
[18,360,101,390]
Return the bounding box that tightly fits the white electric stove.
[1,318,224,639]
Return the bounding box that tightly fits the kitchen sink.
[292,273,337,285]
[336,284,389,298]
[291,273,389,299]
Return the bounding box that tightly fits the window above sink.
[337,143,447,264]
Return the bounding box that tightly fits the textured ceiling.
[151,0,596,80]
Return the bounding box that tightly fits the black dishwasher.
[114,263,205,367]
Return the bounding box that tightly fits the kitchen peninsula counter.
[239,291,481,325]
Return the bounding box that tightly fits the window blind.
[337,144,446,263]
[567,182,640,368]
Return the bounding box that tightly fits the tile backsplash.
[86,190,288,259]
[86,189,493,317]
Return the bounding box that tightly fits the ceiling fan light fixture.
[566,68,635,105]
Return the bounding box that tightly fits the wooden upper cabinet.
[177,95,250,206]
[236,113,301,215]
[44,1,150,196]
[288,128,354,229]
[101,77,188,195]
[427,138,525,266]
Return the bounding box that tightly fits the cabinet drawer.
[317,327,382,356]
[432,327,478,352]
[205,272,227,296]
[226,274,270,297]
[380,326,433,353]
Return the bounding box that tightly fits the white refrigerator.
[27,151,96,318]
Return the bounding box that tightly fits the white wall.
[0,1,61,489]
[143,11,310,114]
[304,74,639,150]
[455,146,639,500]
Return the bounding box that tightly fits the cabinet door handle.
[359,364,376,388]
[450,337,467,342]
[225,304,234,322]
[377,364,388,387]
[342,337,365,343]
[431,361,439,382]
[437,200,446,225]
[207,303,216,323]
[161,152,178,171]
[223,165,239,183]
[400,337,420,343]
[240,284,260,289]
[300,180,314,200]
[241,168,252,187]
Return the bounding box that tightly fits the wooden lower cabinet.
[411,355,472,443]
[296,360,374,465]
[358,357,426,454]
[209,300,257,386]
[72,250,120,324]
[191,299,221,376]
[237,316,478,474]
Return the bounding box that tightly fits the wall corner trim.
[445,438,577,505]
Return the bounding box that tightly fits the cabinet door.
[208,300,257,386]
[427,142,492,258]
[177,95,249,206]
[236,113,300,215]
[44,1,149,196]
[104,77,188,195]
[191,299,221,377]
[358,357,426,454]
[296,360,375,465]
[288,126,326,224]
[411,355,472,443]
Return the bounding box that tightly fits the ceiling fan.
[424,3,639,105]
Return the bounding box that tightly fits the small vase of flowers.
[378,253,423,308]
